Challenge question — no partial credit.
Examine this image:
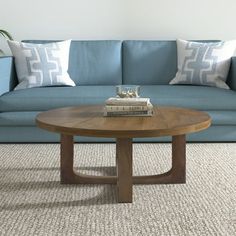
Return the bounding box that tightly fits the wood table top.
[36,105,211,138]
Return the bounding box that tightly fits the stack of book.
[104,97,153,117]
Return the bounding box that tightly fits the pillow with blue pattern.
[169,39,236,89]
[8,40,75,90]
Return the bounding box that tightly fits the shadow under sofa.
[1,40,236,143]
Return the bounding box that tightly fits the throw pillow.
[169,39,236,89]
[8,40,76,90]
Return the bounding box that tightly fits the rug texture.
[0,143,235,236]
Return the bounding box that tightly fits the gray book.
[105,97,150,106]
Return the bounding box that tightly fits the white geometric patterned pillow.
[169,39,236,89]
[8,40,76,90]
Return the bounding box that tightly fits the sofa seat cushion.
[0,112,39,126]
[140,85,236,111]
[0,85,236,112]
[0,86,116,112]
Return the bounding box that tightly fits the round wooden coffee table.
[36,105,211,203]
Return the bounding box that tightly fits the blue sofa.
[1,40,236,142]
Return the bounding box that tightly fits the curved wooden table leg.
[133,134,186,184]
[60,134,117,184]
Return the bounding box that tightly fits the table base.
[60,135,186,203]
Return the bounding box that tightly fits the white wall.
[1,0,236,54]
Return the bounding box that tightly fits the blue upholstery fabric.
[23,40,122,85]
[0,112,39,126]
[207,111,236,125]
[1,110,236,127]
[0,57,17,95]
[123,41,177,85]
[1,126,236,142]
[1,40,236,143]
[140,85,236,110]
[1,85,235,112]
[1,40,236,90]
[0,86,116,112]
[227,57,236,90]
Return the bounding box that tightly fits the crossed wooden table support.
[60,134,186,203]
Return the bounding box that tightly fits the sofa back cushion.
[23,40,122,85]
[122,40,178,85]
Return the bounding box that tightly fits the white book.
[105,97,150,106]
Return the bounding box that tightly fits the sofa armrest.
[0,56,17,96]
[227,57,236,91]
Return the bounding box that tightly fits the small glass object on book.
[116,85,140,98]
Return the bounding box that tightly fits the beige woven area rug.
[0,143,235,236]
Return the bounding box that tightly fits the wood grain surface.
[36,105,211,138]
